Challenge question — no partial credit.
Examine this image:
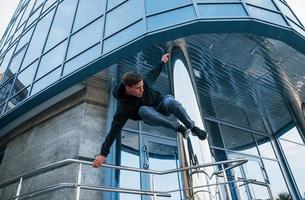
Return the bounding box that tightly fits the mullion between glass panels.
[100,0,109,55]
[270,0,295,28]
[146,2,193,18]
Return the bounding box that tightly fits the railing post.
[75,163,82,200]
[15,177,23,200]
[152,174,157,200]
[222,164,232,200]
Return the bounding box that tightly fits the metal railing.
[0,158,263,200]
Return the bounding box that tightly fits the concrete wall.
[0,72,112,200]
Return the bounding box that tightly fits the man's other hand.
[161,53,170,64]
[92,155,106,168]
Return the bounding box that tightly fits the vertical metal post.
[233,169,242,199]
[76,163,82,200]
[152,174,157,200]
[15,177,23,200]
[222,164,232,200]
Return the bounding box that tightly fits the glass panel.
[118,131,140,200]
[19,0,36,26]
[262,159,290,198]
[205,120,225,148]
[103,20,144,54]
[63,43,101,75]
[198,4,247,18]
[0,46,16,80]
[36,40,67,79]
[220,124,259,156]
[145,0,191,15]
[22,8,55,70]
[26,6,42,28]
[31,67,61,95]
[105,0,142,37]
[145,140,181,200]
[107,0,125,11]
[280,127,304,144]
[124,119,139,130]
[7,47,27,76]
[33,0,45,11]
[0,78,14,104]
[245,0,277,11]
[246,111,267,133]
[147,6,196,31]
[67,17,103,59]
[6,86,31,111]
[254,134,276,159]
[42,0,57,13]
[16,25,34,52]
[251,184,271,199]
[73,0,106,31]
[44,0,77,51]
[141,120,177,139]
[0,103,4,114]
[11,61,38,96]
[279,138,305,196]
[12,24,25,42]
[247,5,288,26]
[275,0,301,25]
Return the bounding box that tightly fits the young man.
[92,54,207,168]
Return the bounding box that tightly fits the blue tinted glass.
[68,18,103,59]
[12,24,25,42]
[22,8,55,70]
[16,25,34,52]
[26,6,42,28]
[6,86,31,112]
[7,47,26,75]
[107,0,125,10]
[42,0,57,13]
[220,124,259,156]
[198,3,247,18]
[275,0,300,25]
[63,43,101,75]
[0,78,14,104]
[247,5,287,26]
[31,67,61,95]
[45,0,77,51]
[103,20,144,54]
[105,0,142,37]
[147,6,196,31]
[19,0,36,26]
[289,19,305,37]
[145,0,190,15]
[73,0,106,32]
[11,61,38,96]
[245,0,277,11]
[37,40,67,79]
[0,46,15,78]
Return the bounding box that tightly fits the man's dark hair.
[122,71,143,86]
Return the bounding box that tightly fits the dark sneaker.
[178,125,191,139]
[191,127,208,140]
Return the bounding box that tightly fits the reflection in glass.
[117,131,140,200]
[16,26,34,52]
[37,40,67,79]
[247,5,287,26]
[145,0,190,15]
[63,43,101,76]
[67,18,103,59]
[11,61,38,96]
[22,8,54,70]
[124,119,138,130]
[105,0,142,37]
[107,0,125,11]
[6,86,31,111]
[0,45,15,77]
[245,0,277,11]
[33,0,45,11]
[0,78,14,104]
[26,6,42,28]
[220,124,259,156]
[44,0,76,51]
[198,4,247,18]
[7,47,26,76]
[141,120,177,139]
[144,139,181,200]
[254,134,276,159]
[73,0,106,32]
[19,0,36,26]
[279,132,305,196]
[31,67,61,95]
[42,0,57,13]
[262,159,289,197]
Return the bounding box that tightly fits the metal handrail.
[0,158,248,200]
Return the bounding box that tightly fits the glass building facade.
[1,0,305,199]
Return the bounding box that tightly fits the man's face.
[125,80,144,97]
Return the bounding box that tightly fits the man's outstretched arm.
[145,53,170,84]
[92,109,128,168]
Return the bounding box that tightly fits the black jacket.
[100,62,164,156]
